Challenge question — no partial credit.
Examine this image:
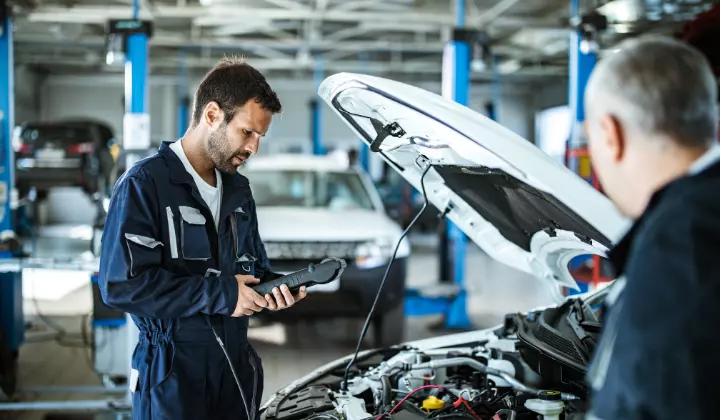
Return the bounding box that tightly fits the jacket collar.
[158,141,249,191]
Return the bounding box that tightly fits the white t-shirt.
[169,139,223,229]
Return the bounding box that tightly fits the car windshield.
[243,170,375,211]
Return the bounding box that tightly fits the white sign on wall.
[123,112,151,150]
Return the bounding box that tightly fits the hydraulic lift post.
[311,55,325,156]
[0,2,23,399]
[177,49,189,140]
[439,0,471,329]
[566,0,607,296]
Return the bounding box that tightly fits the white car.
[240,154,410,346]
[258,73,632,420]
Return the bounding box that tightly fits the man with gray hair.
[583,34,720,419]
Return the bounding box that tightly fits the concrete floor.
[1,192,559,419]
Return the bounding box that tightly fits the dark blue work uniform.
[586,152,720,419]
[99,141,280,419]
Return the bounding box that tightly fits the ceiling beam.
[17,53,568,79]
[21,5,563,28]
[262,0,310,10]
[14,33,523,56]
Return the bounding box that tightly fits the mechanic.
[98,57,307,419]
[582,35,720,419]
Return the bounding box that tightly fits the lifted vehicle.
[14,119,118,199]
[240,154,409,346]
[258,73,630,420]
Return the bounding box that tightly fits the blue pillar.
[568,0,597,148]
[567,0,597,297]
[0,10,23,397]
[126,36,148,116]
[442,0,471,330]
[119,7,150,408]
[177,49,189,138]
[0,11,14,234]
[358,52,370,171]
[311,56,325,155]
[491,54,501,123]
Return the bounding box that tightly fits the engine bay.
[261,293,607,420]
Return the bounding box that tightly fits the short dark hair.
[191,56,282,126]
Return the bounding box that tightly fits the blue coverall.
[99,141,280,419]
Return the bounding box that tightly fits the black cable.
[207,317,251,420]
[341,162,433,391]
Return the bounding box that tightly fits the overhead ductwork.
[596,0,715,29]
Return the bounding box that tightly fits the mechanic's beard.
[206,126,248,174]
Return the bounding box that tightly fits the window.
[243,170,375,211]
[535,105,571,164]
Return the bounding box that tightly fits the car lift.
[404,0,485,330]
[564,1,611,296]
[0,0,24,401]
[0,3,151,416]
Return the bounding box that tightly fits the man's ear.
[599,114,626,163]
[203,102,223,129]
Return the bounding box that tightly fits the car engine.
[261,294,606,420]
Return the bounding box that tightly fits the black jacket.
[587,156,720,419]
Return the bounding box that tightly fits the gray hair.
[585,35,718,148]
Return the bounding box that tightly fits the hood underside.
[318,73,630,296]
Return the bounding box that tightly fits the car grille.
[262,241,361,261]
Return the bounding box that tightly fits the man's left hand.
[264,284,307,311]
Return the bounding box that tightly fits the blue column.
[0,11,23,392]
[312,56,325,155]
[121,7,149,408]
[358,52,370,171]
[442,0,471,330]
[491,54,501,123]
[568,0,597,148]
[567,0,597,297]
[177,49,189,138]
[0,12,14,234]
[126,35,148,115]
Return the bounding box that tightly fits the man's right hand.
[232,275,269,317]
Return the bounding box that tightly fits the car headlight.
[355,236,409,269]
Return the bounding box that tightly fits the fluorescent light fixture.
[498,59,521,74]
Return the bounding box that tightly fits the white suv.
[240,153,410,346]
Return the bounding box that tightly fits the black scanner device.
[251,257,347,296]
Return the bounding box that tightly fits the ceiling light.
[498,59,521,74]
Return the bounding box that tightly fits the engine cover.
[263,386,335,420]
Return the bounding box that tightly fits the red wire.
[374,385,446,420]
[376,385,481,420]
[461,400,482,420]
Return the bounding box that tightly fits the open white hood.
[318,73,631,298]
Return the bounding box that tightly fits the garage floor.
[1,222,558,420]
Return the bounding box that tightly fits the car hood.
[318,73,631,294]
[256,207,402,243]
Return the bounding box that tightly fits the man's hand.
[232,275,269,317]
[264,284,307,311]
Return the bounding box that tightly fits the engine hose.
[410,358,580,402]
[380,375,393,408]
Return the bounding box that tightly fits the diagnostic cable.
[207,257,347,420]
[341,161,434,392]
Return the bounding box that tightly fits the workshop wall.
[38,74,536,152]
[15,65,42,123]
